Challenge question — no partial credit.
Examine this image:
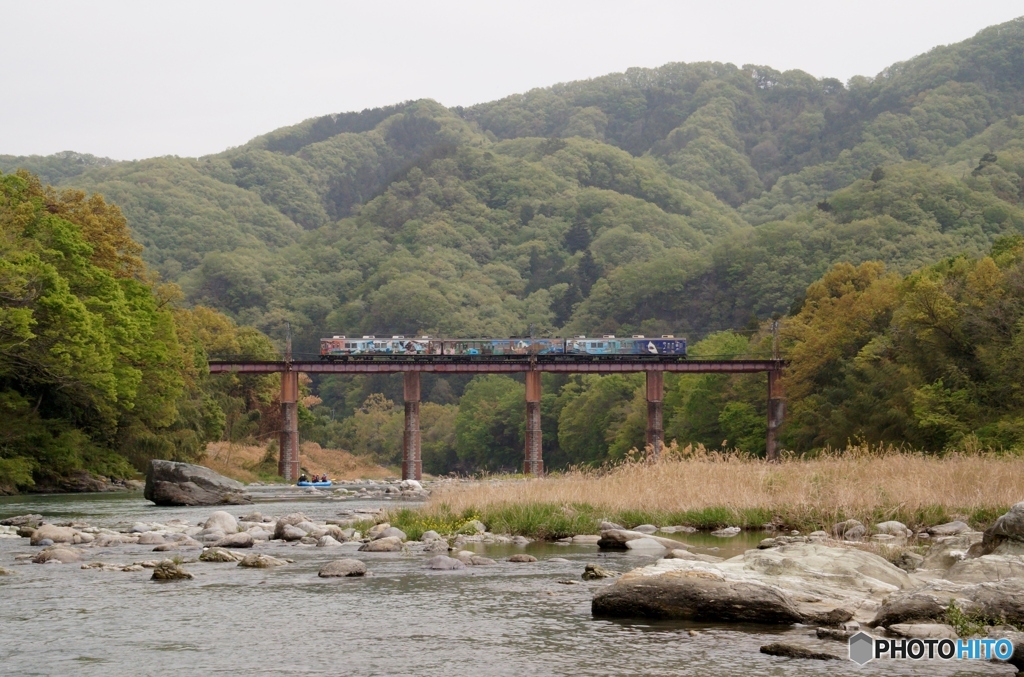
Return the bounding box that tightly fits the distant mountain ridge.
[3,17,1024,352]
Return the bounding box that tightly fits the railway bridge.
[208,356,787,481]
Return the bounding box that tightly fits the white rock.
[203,511,239,534]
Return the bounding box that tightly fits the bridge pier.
[403,372,422,481]
[766,368,785,462]
[646,371,664,458]
[524,370,543,475]
[279,369,300,481]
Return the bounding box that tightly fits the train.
[318,335,687,360]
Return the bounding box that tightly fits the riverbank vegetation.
[0,171,282,494]
[386,443,1022,538]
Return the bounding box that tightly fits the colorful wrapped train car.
[319,335,685,360]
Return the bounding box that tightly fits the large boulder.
[144,460,250,506]
[593,543,911,625]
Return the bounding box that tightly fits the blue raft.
[296,480,332,488]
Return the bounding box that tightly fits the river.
[0,491,1013,676]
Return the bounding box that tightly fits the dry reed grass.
[424,443,1024,531]
[202,441,390,483]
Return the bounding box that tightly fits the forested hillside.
[4,17,1024,476]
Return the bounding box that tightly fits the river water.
[0,491,1013,676]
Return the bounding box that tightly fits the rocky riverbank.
[591,503,1024,673]
[4,496,1024,672]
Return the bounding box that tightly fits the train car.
[565,335,686,358]
[321,334,684,360]
[441,338,565,357]
[319,335,431,360]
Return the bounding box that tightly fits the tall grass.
[404,443,1024,537]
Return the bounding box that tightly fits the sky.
[2,1,1022,160]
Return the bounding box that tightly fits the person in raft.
[298,473,308,483]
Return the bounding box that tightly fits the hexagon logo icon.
[849,631,874,665]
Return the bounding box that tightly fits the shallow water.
[0,492,1013,676]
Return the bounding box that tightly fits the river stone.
[944,554,1024,583]
[760,642,841,660]
[314,535,340,547]
[420,530,442,542]
[366,523,391,539]
[831,520,865,540]
[454,550,475,563]
[887,623,958,640]
[239,512,263,523]
[272,513,311,539]
[594,542,911,625]
[203,511,239,534]
[598,529,685,551]
[711,526,741,537]
[928,520,971,536]
[151,559,194,580]
[663,549,723,563]
[35,538,54,547]
[73,532,94,544]
[921,532,983,570]
[508,554,537,563]
[633,524,658,534]
[279,525,307,542]
[893,551,924,572]
[238,553,287,568]
[600,521,624,531]
[659,525,697,534]
[0,514,43,527]
[424,555,466,570]
[137,532,166,545]
[212,532,254,549]
[467,520,486,534]
[399,479,422,491]
[144,460,250,506]
[423,540,449,553]
[870,578,1024,627]
[319,559,367,577]
[32,546,83,564]
[874,521,910,537]
[469,556,496,566]
[30,524,77,546]
[582,564,618,580]
[359,536,403,552]
[0,566,14,575]
[376,527,407,541]
[199,547,245,562]
[571,535,601,544]
[17,526,37,538]
[976,502,1024,557]
[625,537,669,552]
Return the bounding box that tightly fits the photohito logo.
[848,631,1014,665]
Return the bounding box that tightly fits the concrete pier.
[403,372,422,481]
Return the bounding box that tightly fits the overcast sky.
[3,1,1022,160]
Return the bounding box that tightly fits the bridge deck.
[208,358,785,374]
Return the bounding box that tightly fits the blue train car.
[565,335,686,357]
